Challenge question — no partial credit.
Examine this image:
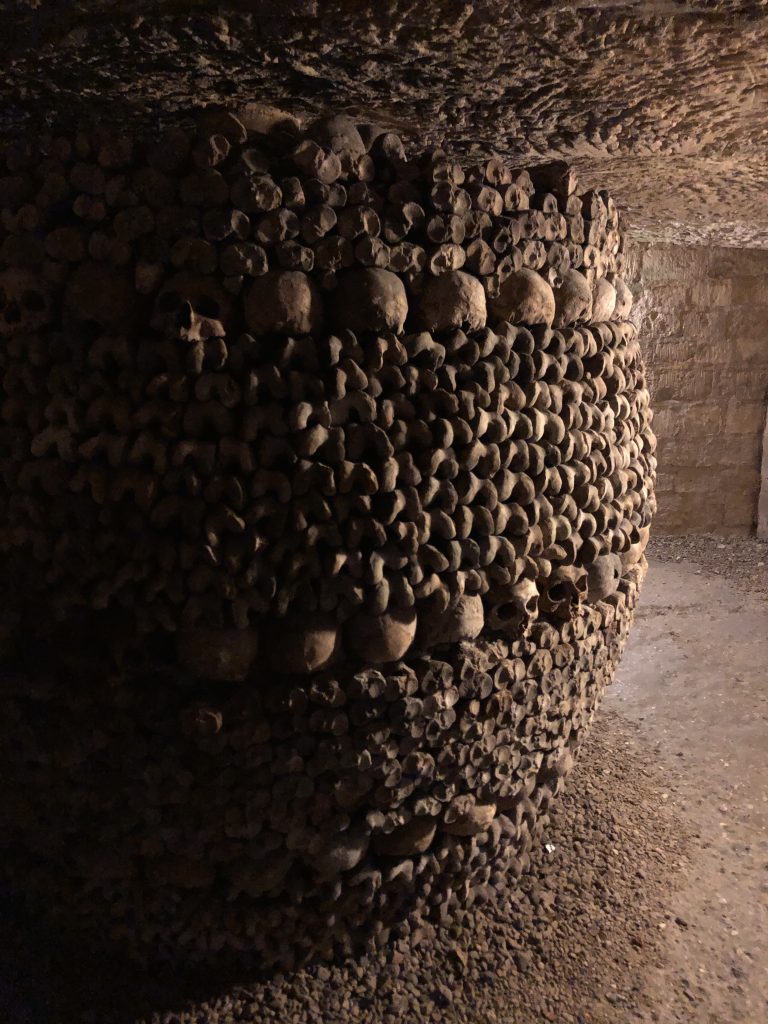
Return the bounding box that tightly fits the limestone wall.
[629,244,768,535]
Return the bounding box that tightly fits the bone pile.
[0,110,655,965]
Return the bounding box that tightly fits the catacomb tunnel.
[0,4,766,1023]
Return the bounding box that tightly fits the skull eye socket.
[548,582,570,601]
[495,601,518,620]
[22,290,46,311]
[197,297,220,319]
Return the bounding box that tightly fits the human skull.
[151,273,231,342]
[552,269,592,327]
[619,524,650,570]
[331,268,408,334]
[488,268,555,327]
[586,553,623,601]
[485,578,539,635]
[611,276,633,320]
[0,269,53,337]
[246,270,324,336]
[346,607,418,664]
[268,612,341,674]
[591,277,617,322]
[539,565,588,618]
[416,593,485,648]
[414,270,487,333]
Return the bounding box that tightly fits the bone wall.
[0,110,654,967]
[629,244,768,535]
[0,585,643,967]
[0,116,649,646]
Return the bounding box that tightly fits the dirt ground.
[1,538,766,1023]
[607,537,768,1023]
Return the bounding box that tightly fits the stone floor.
[1,542,767,1023]
[606,546,768,1022]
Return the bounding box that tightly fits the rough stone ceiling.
[3,1,768,247]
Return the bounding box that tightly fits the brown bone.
[488,269,555,327]
[245,271,324,336]
[331,268,408,333]
[414,271,487,334]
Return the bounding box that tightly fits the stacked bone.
[0,109,654,965]
[1,581,642,967]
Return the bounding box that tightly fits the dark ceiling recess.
[2,1,768,246]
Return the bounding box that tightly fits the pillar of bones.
[0,110,654,966]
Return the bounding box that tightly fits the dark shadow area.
[0,887,283,1024]
[0,713,691,1024]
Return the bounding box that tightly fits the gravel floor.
[2,711,691,1024]
[609,549,768,1023]
[648,533,768,593]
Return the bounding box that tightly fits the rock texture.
[629,243,768,534]
[0,108,654,966]
[2,2,768,247]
